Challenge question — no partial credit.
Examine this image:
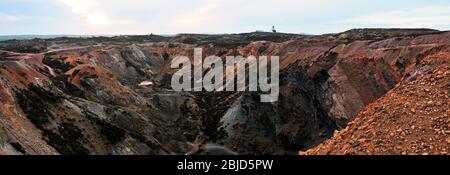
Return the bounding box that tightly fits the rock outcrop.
[303,50,449,155]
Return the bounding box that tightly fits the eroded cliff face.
[212,30,450,154]
[0,30,448,155]
[303,50,450,155]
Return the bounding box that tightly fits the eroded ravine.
[0,29,448,155]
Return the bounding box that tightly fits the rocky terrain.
[0,29,448,155]
[303,51,449,155]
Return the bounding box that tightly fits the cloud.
[337,5,450,28]
[165,3,219,32]
[163,0,341,33]
[57,0,132,27]
[0,14,31,22]
[4,0,449,35]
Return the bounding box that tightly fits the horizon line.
[0,27,445,38]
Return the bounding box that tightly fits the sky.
[1,0,450,35]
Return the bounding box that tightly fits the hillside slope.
[303,51,449,155]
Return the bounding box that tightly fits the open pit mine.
[0,29,448,155]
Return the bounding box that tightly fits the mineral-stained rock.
[303,51,450,155]
[0,29,448,155]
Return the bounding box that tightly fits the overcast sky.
[1,0,450,35]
